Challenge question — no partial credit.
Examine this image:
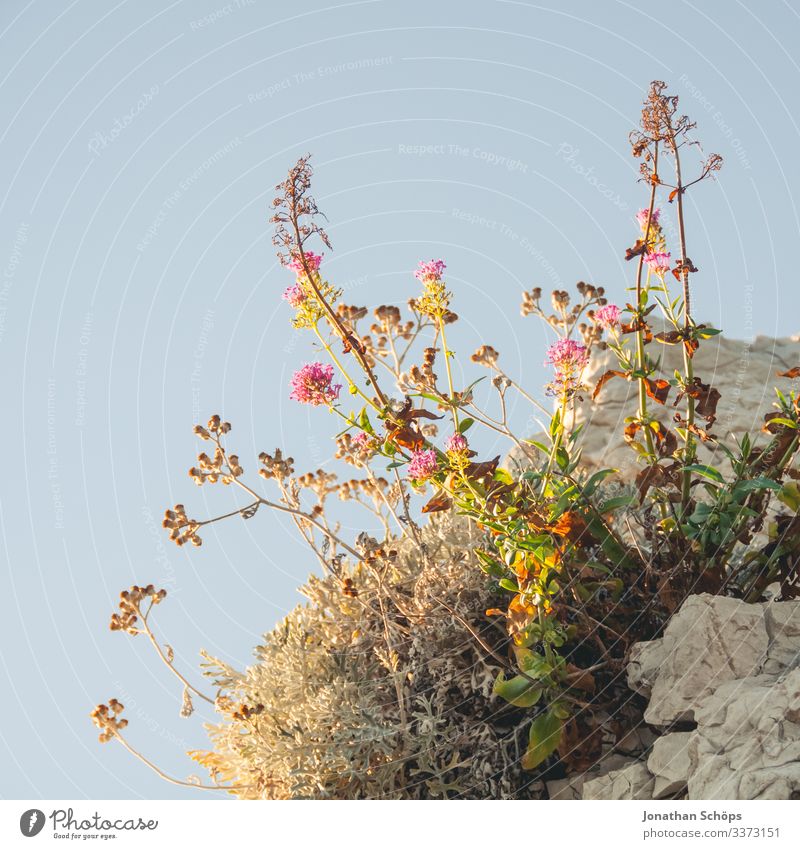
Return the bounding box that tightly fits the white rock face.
[763,601,800,674]
[628,594,768,726]
[571,334,800,475]
[599,595,800,800]
[548,753,640,799]
[582,762,655,800]
[648,732,693,798]
[688,669,800,799]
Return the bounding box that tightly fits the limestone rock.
[546,776,584,800]
[615,725,658,757]
[582,761,655,800]
[619,596,800,800]
[687,669,800,799]
[763,600,800,675]
[648,732,693,798]
[636,593,768,726]
[572,334,800,476]
[548,752,638,799]
[627,639,668,698]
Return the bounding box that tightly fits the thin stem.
[293,239,391,413]
[220,457,364,562]
[495,367,551,417]
[313,324,382,415]
[540,393,568,496]
[635,143,659,462]
[363,464,411,542]
[397,315,434,367]
[670,130,695,509]
[112,733,249,791]
[139,602,215,705]
[436,313,459,431]
[462,401,536,468]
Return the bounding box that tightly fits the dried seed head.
[471,345,499,367]
[258,448,294,481]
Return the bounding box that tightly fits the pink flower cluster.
[282,283,306,307]
[546,338,590,370]
[289,362,341,407]
[407,448,438,482]
[413,259,446,283]
[286,251,323,275]
[445,433,468,453]
[645,251,671,274]
[636,207,661,229]
[594,303,621,329]
[545,338,589,397]
[351,431,375,453]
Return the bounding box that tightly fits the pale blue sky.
[2,0,799,799]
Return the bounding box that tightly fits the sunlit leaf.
[522,709,564,770]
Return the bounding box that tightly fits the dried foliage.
[193,516,535,799]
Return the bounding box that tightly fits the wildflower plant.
[94,81,800,796]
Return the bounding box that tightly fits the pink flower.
[645,251,671,274]
[351,431,375,453]
[545,338,589,397]
[407,448,438,482]
[445,433,468,453]
[414,259,446,283]
[594,303,621,329]
[636,207,661,230]
[286,251,323,275]
[545,338,589,370]
[289,362,341,406]
[282,283,306,307]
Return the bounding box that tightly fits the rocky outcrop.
[648,732,693,798]
[628,594,768,726]
[582,762,655,800]
[582,593,800,800]
[688,669,800,799]
[506,334,800,477]
[571,334,800,476]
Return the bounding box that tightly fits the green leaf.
[549,408,561,440]
[765,417,797,430]
[493,672,543,708]
[583,468,618,497]
[549,485,578,520]
[415,391,447,405]
[493,467,515,485]
[523,439,549,454]
[597,494,636,513]
[522,709,564,770]
[475,549,505,577]
[461,375,487,398]
[778,483,800,512]
[732,477,783,496]
[498,578,519,593]
[514,648,551,677]
[358,407,374,435]
[696,327,722,339]
[684,464,725,484]
[568,422,585,444]
[458,417,475,434]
